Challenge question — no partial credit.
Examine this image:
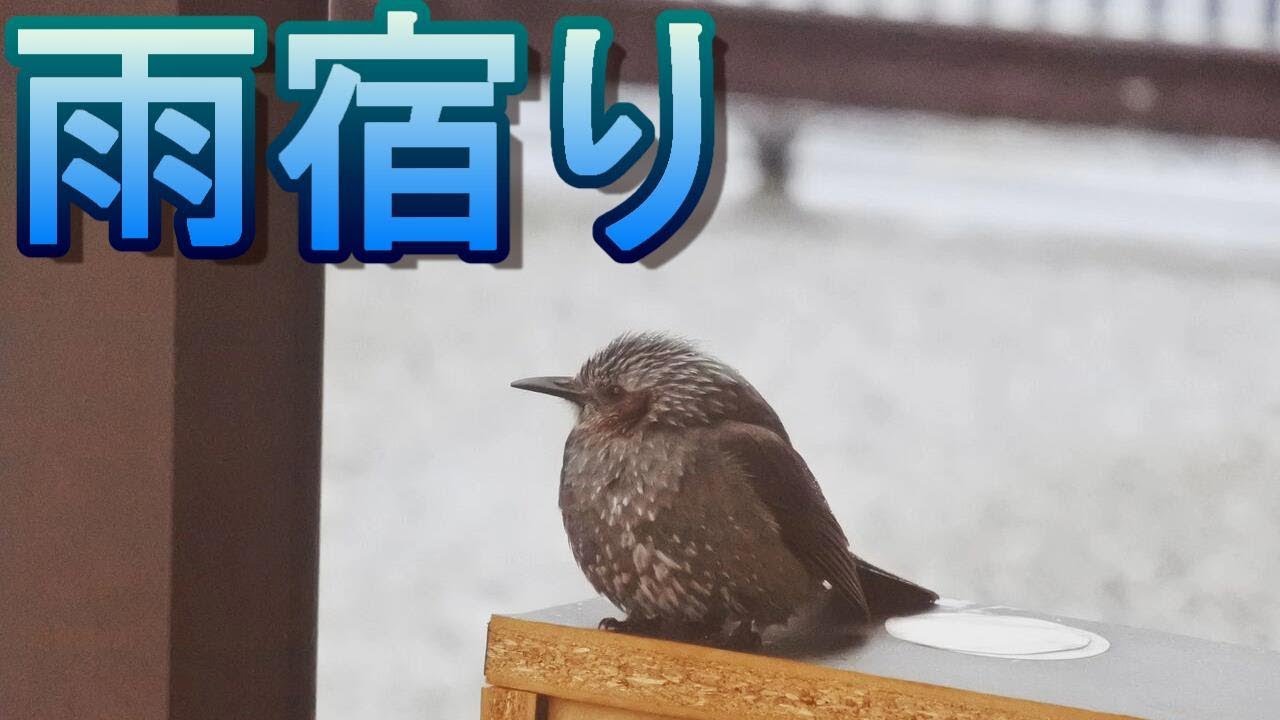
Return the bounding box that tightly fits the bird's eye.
[602,383,625,400]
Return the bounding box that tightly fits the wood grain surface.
[481,686,541,720]
[547,697,676,720]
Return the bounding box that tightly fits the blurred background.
[319,1,1280,718]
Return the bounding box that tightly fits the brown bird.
[512,332,937,648]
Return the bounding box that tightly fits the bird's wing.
[707,421,869,618]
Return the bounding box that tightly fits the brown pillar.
[0,2,326,720]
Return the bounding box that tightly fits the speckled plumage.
[560,425,814,627]
[516,333,937,642]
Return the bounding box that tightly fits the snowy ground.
[316,94,1280,719]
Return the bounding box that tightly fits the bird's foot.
[599,616,762,651]
[722,621,763,651]
[597,616,664,636]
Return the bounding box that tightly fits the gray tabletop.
[517,597,1280,720]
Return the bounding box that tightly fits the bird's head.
[512,333,765,435]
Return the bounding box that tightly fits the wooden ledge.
[484,598,1280,720]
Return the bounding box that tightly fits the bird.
[512,332,937,649]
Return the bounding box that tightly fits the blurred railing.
[681,0,1280,49]
[400,0,1280,142]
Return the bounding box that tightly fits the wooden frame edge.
[485,615,1141,720]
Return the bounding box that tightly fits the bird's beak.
[510,375,586,403]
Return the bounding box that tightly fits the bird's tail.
[819,557,938,623]
[855,558,938,618]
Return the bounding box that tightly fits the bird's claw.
[722,622,763,651]
[599,616,762,651]
[597,616,661,635]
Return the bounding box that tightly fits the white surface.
[885,609,1111,659]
